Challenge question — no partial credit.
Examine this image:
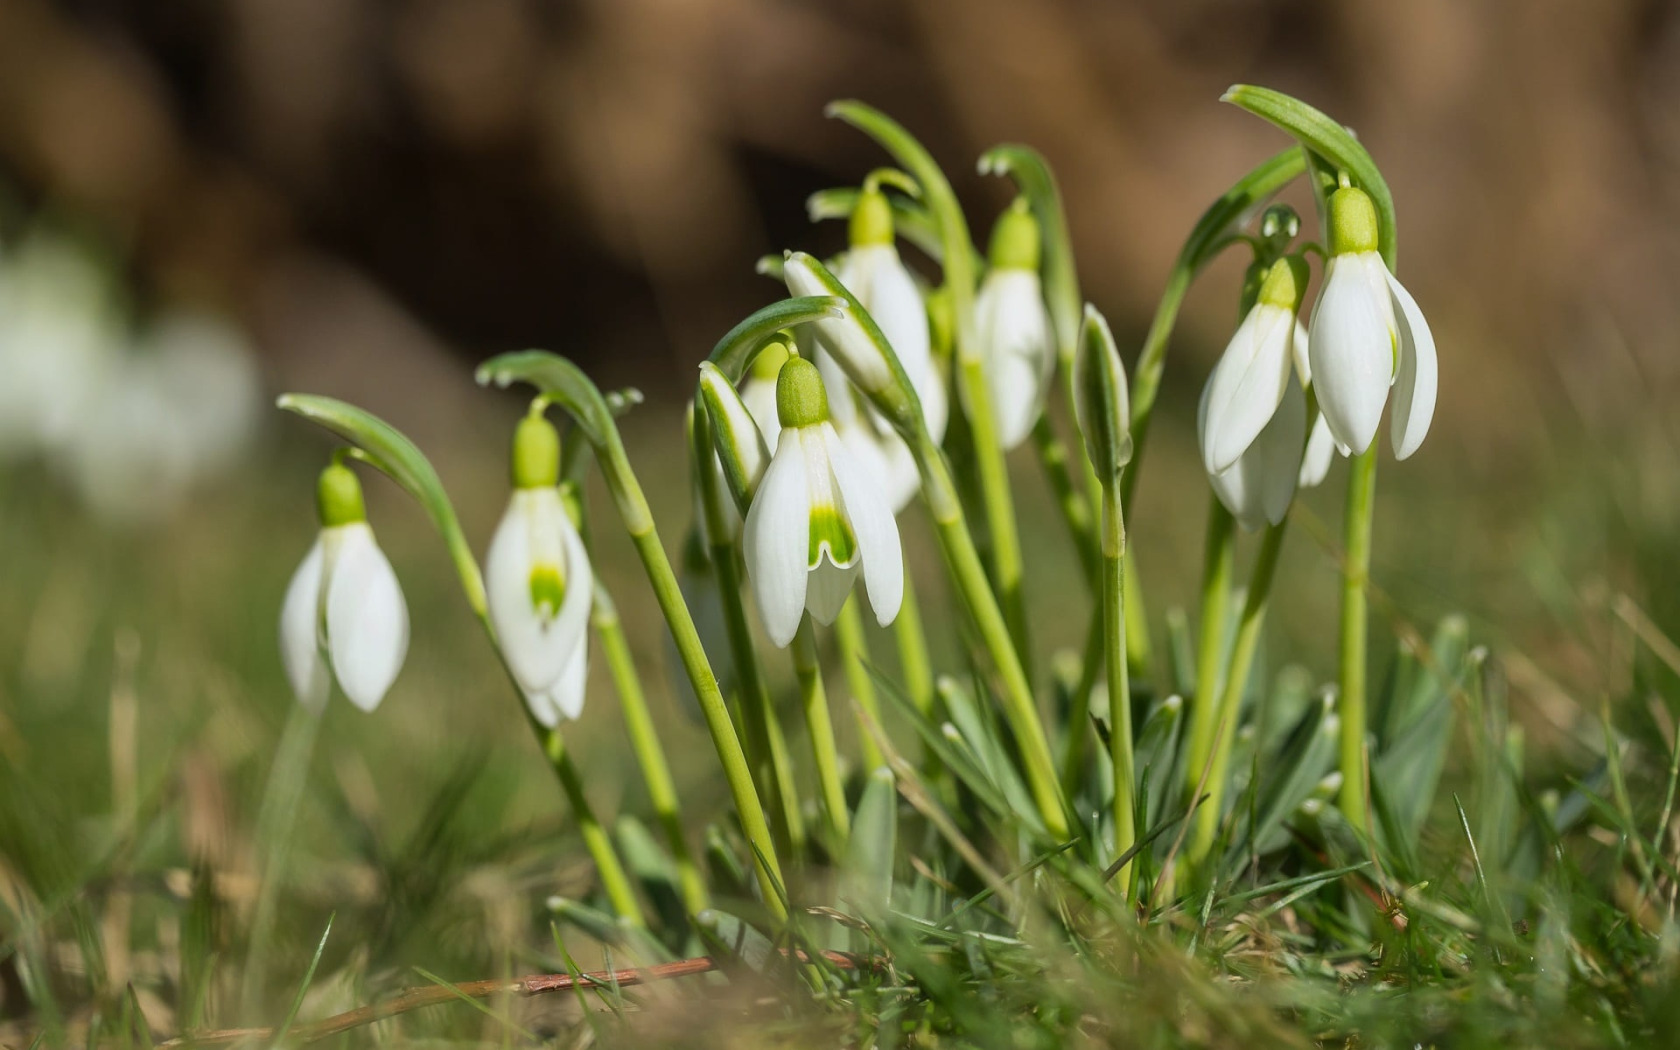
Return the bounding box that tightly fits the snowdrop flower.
[1199,257,1309,475]
[835,183,947,443]
[1201,368,1307,530]
[743,355,903,648]
[1307,185,1438,458]
[280,461,409,712]
[485,411,594,726]
[972,198,1055,451]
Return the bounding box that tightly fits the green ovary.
[529,563,566,619]
[807,505,858,568]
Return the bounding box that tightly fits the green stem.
[793,618,851,848]
[690,406,806,858]
[835,595,884,770]
[542,727,646,926]
[1032,414,1098,584]
[1123,551,1152,679]
[1059,608,1104,797]
[710,545,806,859]
[1183,497,1236,805]
[592,584,708,915]
[1190,518,1288,864]
[914,432,1069,838]
[957,353,1033,671]
[1102,485,1136,881]
[1338,445,1378,833]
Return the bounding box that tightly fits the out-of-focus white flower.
[0,235,122,457]
[743,356,903,647]
[280,463,409,712]
[972,199,1055,451]
[485,414,593,726]
[1307,185,1438,458]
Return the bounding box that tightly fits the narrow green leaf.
[277,394,486,614]
[1245,693,1339,858]
[1221,85,1398,269]
[696,909,776,973]
[615,815,687,939]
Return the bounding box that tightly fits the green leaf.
[977,145,1080,369]
[703,824,752,900]
[277,394,486,615]
[705,295,845,383]
[842,767,899,920]
[1134,694,1184,830]
[1182,146,1307,275]
[1221,85,1398,269]
[1244,692,1339,859]
[806,187,949,264]
[615,815,687,940]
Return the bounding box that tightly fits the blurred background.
[3,0,1679,1033]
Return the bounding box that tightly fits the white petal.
[523,683,562,728]
[547,632,590,722]
[843,246,947,443]
[486,490,580,695]
[1307,253,1395,455]
[324,524,409,712]
[974,269,1055,450]
[824,423,904,626]
[813,345,861,428]
[743,428,811,648]
[1384,269,1437,460]
[805,551,860,625]
[785,254,895,396]
[1291,320,1311,387]
[1251,372,1307,526]
[1298,411,1337,489]
[279,538,330,709]
[740,375,782,453]
[1201,303,1296,473]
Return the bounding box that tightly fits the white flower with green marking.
[744,356,904,648]
[973,199,1056,451]
[280,462,409,712]
[1308,185,1437,458]
[486,413,593,726]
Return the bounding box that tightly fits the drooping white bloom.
[743,357,904,647]
[1201,370,1307,530]
[486,415,594,726]
[973,200,1055,451]
[811,340,920,513]
[1307,186,1438,458]
[837,243,947,443]
[280,465,409,712]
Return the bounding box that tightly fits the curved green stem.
[1339,446,1378,834]
[835,595,884,771]
[913,432,1068,838]
[479,353,786,920]
[1189,518,1288,865]
[1101,485,1136,883]
[1183,498,1236,806]
[792,618,851,849]
[591,584,708,916]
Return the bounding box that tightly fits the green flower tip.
[1256,255,1309,312]
[529,563,565,618]
[776,356,830,429]
[1327,186,1379,257]
[511,411,561,489]
[750,340,791,381]
[987,197,1041,271]
[925,284,955,360]
[316,461,366,527]
[849,185,895,247]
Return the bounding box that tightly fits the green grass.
[2,395,1678,1049]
